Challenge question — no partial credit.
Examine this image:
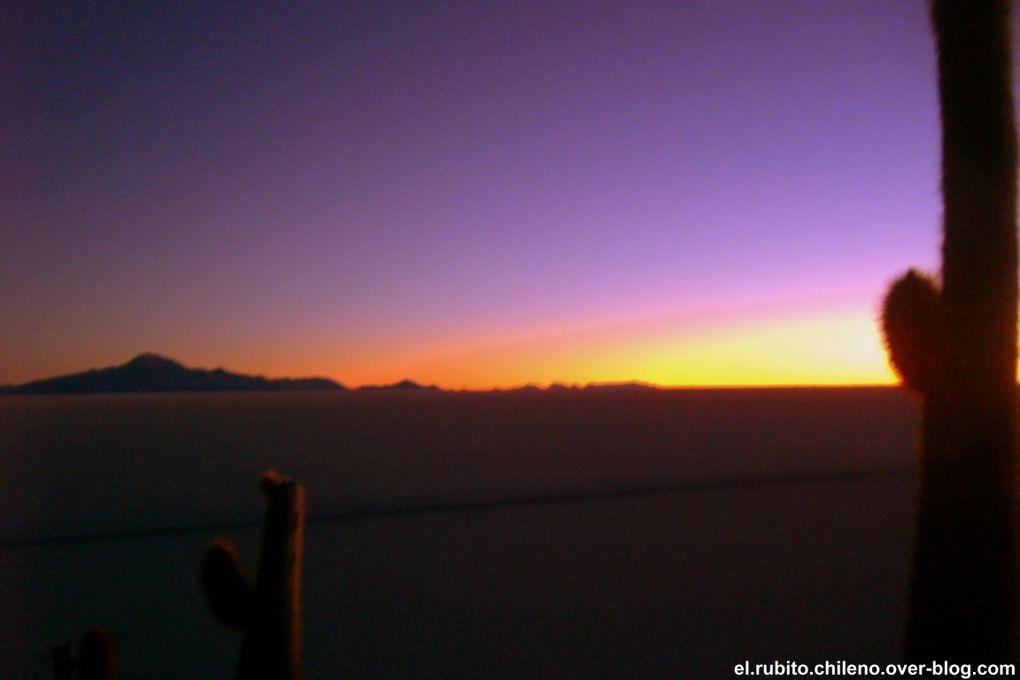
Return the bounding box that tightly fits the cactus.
[53,628,117,680]
[881,0,1018,661]
[202,470,305,679]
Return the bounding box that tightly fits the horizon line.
[1,352,906,394]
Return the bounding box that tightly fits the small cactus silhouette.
[53,628,117,680]
[202,470,305,680]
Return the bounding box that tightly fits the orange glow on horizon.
[9,299,908,391]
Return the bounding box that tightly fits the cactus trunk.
[906,0,1018,660]
[239,473,304,679]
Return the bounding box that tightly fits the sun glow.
[376,300,899,390]
[655,309,898,387]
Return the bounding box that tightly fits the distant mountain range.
[0,353,662,395]
[359,379,440,392]
[0,353,347,394]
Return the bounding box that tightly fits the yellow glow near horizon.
[377,302,900,390]
[655,310,898,387]
[11,301,908,390]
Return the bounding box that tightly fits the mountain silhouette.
[358,379,440,392]
[0,353,345,394]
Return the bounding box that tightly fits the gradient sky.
[3,1,1007,389]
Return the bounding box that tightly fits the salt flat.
[0,388,920,677]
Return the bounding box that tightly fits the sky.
[0,1,999,389]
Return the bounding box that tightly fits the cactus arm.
[881,269,941,394]
[201,538,255,630]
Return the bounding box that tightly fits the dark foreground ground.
[0,388,921,677]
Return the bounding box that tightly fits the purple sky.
[0,1,998,388]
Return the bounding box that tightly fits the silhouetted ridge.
[126,352,181,370]
[1,354,346,394]
[359,379,439,391]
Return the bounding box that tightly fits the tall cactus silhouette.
[881,0,1018,661]
[202,470,305,679]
